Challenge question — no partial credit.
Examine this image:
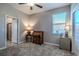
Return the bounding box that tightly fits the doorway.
[73,9,79,55]
[6,16,19,47]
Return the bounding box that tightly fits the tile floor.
[0,42,75,56]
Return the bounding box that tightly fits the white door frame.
[4,15,20,48]
[72,5,79,55]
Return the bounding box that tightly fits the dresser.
[32,31,43,45]
[59,37,72,51]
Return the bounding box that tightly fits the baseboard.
[0,46,6,50]
[18,41,25,44]
[11,41,25,44]
[44,42,59,46]
[71,50,79,56]
[71,52,78,56]
[75,53,79,56]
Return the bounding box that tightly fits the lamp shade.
[26,25,33,31]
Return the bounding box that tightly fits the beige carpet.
[0,43,74,56]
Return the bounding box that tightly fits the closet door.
[12,18,18,43]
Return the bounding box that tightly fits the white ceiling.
[9,3,70,15]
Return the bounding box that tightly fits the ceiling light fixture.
[27,3,34,6]
[18,3,43,10]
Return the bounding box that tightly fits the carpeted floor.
[0,43,74,56]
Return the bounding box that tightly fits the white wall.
[0,3,71,50]
[30,5,70,45]
[0,4,29,49]
[0,15,5,49]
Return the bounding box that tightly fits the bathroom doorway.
[5,16,19,47]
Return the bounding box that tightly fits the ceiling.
[9,3,70,15]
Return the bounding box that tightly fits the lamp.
[65,23,70,31]
[26,25,32,31]
[65,23,70,38]
[27,3,34,6]
[26,24,33,35]
[25,24,33,42]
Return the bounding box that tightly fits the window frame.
[52,12,67,35]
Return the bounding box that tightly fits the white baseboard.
[0,46,6,50]
[18,41,25,44]
[44,42,59,46]
[11,41,25,44]
[71,52,78,56]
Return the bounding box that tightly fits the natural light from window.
[52,12,67,35]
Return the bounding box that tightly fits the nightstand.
[59,37,72,51]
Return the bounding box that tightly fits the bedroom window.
[52,12,67,35]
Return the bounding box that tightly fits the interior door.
[74,10,79,47]
[12,18,18,43]
[73,9,79,54]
